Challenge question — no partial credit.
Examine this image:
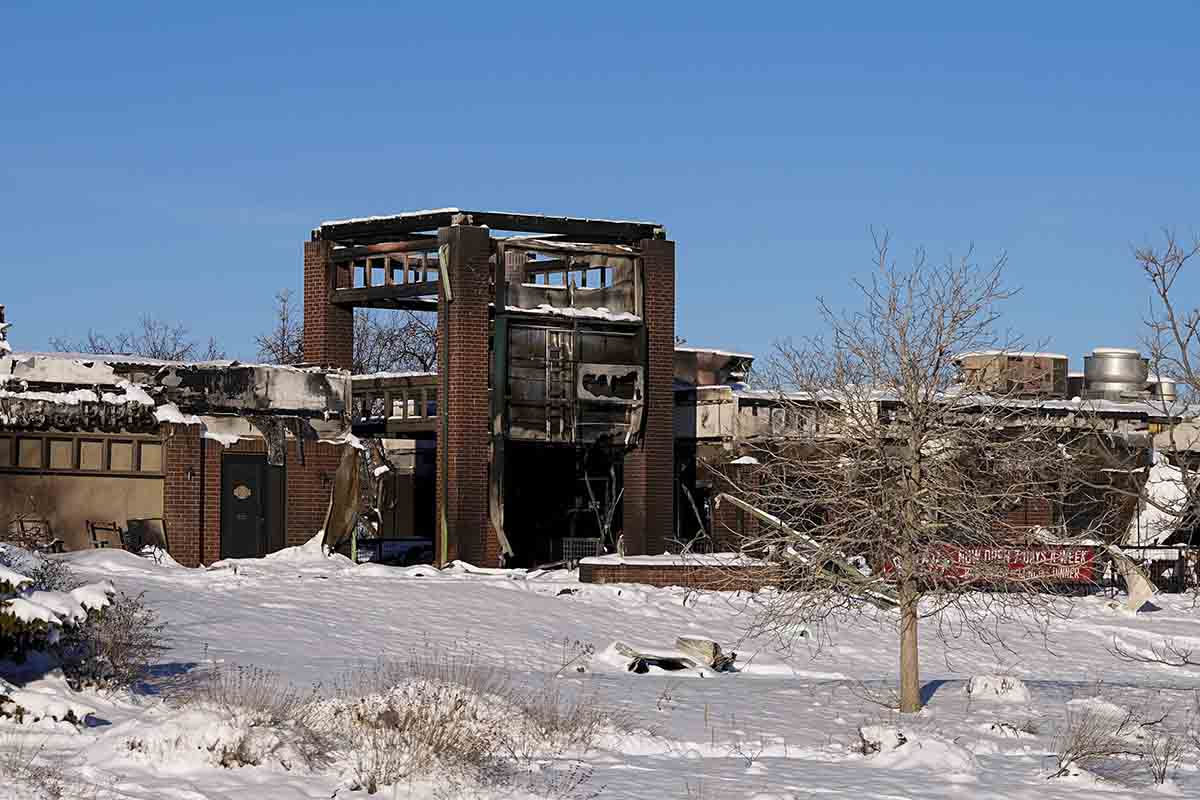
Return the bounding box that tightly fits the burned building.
[672,343,1200,552]
[307,209,675,566]
[0,304,353,565]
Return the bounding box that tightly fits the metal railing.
[1100,546,1200,594]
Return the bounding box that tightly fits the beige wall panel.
[0,475,163,551]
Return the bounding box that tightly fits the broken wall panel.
[503,324,644,445]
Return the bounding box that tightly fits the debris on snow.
[675,636,737,672]
[964,675,1031,703]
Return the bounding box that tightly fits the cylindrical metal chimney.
[1083,348,1149,401]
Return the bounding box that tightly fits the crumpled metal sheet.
[246,415,320,466]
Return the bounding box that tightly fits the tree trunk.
[898,581,922,713]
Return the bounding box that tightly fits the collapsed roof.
[0,350,352,463]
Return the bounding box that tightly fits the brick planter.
[578,557,778,591]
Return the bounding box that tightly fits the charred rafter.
[314,209,664,246]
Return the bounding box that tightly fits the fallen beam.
[714,493,899,608]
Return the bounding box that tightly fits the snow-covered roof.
[5,352,347,377]
[954,350,1069,360]
[674,346,756,360]
[352,371,438,381]
[504,305,641,322]
[321,207,462,228]
[320,207,660,229]
[731,385,1200,419]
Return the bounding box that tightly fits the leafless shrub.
[1143,727,1186,785]
[64,592,169,690]
[1048,702,1152,780]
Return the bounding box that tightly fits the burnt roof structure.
[314,208,665,246]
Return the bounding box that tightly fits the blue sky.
[3,2,1198,368]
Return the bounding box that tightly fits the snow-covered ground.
[4,538,1200,799]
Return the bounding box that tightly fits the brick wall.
[623,239,676,555]
[1003,496,1055,529]
[579,561,778,591]
[161,423,345,566]
[436,225,498,566]
[303,239,354,370]
[705,461,760,549]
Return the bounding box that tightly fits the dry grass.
[175,662,330,771]
[170,651,630,796]
[325,652,631,794]
[0,737,81,800]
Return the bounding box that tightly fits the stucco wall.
[1,474,163,550]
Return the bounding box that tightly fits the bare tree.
[256,289,305,364]
[1133,231,1200,544]
[50,314,225,361]
[353,309,437,375]
[256,290,437,374]
[722,233,1103,713]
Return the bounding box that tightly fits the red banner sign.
[883,546,1098,585]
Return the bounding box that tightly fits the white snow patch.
[262,531,353,566]
[861,725,976,777]
[505,304,641,322]
[0,564,32,589]
[153,402,201,426]
[581,552,767,567]
[1,672,97,724]
[1127,452,1188,545]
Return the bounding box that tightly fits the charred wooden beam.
[330,283,440,310]
[328,239,440,262]
[315,209,664,246]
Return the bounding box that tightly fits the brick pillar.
[436,224,495,566]
[303,239,354,370]
[623,238,676,555]
[162,423,204,567]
